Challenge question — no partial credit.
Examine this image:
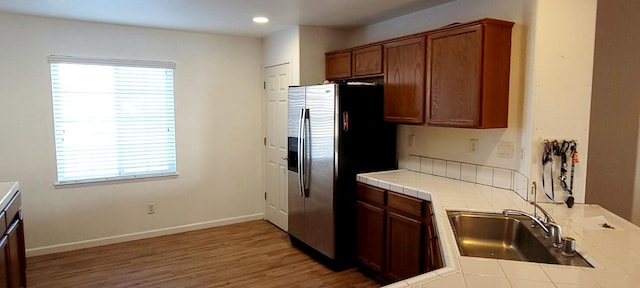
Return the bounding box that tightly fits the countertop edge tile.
[377,180,391,190]
[0,181,19,211]
[381,280,411,288]
[405,271,441,286]
[403,186,418,197]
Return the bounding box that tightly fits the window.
[49,56,177,184]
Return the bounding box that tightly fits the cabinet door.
[423,203,442,272]
[428,235,443,271]
[326,51,352,80]
[352,45,383,77]
[6,219,25,288]
[383,37,426,124]
[426,25,482,127]
[0,236,8,288]
[386,211,423,281]
[356,201,385,273]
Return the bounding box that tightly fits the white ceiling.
[0,0,454,38]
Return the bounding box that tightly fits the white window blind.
[49,56,177,184]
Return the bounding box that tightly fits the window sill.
[54,172,179,187]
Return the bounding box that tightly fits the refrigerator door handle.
[297,108,306,197]
[302,108,309,197]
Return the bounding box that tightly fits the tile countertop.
[0,181,19,211]
[357,169,640,288]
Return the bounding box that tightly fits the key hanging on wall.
[541,139,578,208]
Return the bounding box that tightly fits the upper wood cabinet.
[324,18,514,127]
[352,45,383,77]
[326,46,383,80]
[426,20,514,128]
[383,37,426,124]
[325,51,351,80]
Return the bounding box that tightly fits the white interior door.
[265,64,290,231]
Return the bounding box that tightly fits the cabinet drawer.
[388,192,423,218]
[0,211,5,234]
[4,191,20,226]
[357,184,385,206]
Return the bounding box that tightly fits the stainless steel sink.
[447,210,592,267]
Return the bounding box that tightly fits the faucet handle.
[562,237,576,256]
[548,223,563,247]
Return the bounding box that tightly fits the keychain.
[542,140,578,208]
[566,142,578,208]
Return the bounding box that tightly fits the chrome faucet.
[503,182,563,248]
[503,208,550,233]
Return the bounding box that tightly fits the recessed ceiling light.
[252,17,269,24]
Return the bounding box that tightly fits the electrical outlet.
[469,139,479,153]
[147,203,155,214]
[497,141,515,158]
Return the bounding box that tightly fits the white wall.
[299,26,348,85]
[263,26,300,85]
[347,0,598,204]
[527,0,597,204]
[263,25,348,86]
[0,13,265,255]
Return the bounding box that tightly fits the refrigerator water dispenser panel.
[287,137,298,172]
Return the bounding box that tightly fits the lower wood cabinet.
[356,183,442,283]
[0,190,26,288]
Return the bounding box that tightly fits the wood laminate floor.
[27,220,380,288]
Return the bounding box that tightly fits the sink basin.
[447,210,592,267]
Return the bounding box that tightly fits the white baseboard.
[26,213,265,257]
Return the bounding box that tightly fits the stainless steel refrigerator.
[287,83,396,269]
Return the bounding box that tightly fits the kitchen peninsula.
[357,170,640,288]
